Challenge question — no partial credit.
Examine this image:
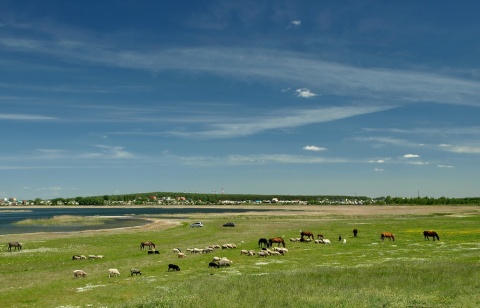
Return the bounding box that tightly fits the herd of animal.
[6,228,440,280]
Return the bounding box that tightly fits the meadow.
[0,205,479,308]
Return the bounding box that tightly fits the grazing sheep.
[212,256,221,262]
[88,255,97,259]
[73,270,87,278]
[240,249,249,255]
[172,248,181,254]
[108,268,120,277]
[343,239,347,244]
[177,252,186,258]
[248,250,256,256]
[95,255,104,259]
[168,264,180,271]
[130,268,142,276]
[258,251,268,257]
[321,239,331,244]
[80,255,87,260]
[72,255,82,260]
[218,258,233,267]
[209,262,220,268]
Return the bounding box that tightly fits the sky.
[1,1,480,200]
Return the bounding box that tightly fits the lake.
[0,206,271,235]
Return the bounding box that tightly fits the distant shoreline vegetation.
[14,215,114,226]
[4,192,480,206]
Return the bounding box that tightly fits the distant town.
[2,192,480,206]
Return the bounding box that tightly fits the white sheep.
[240,249,249,255]
[321,239,331,244]
[172,248,181,254]
[108,268,120,277]
[218,258,233,266]
[343,239,347,244]
[177,252,186,258]
[73,270,87,278]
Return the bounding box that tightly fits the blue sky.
[1,1,480,200]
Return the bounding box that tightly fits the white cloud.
[369,159,385,163]
[438,165,454,168]
[406,161,429,165]
[403,154,420,158]
[374,168,384,172]
[295,88,317,98]
[443,145,480,154]
[0,113,56,120]
[291,20,301,26]
[303,145,326,151]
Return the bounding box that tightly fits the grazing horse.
[381,232,395,241]
[140,241,155,250]
[268,237,286,248]
[258,238,269,248]
[353,229,358,237]
[7,242,22,251]
[423,231,440,241]
[300,230,314,240]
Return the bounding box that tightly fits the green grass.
[1,208,479,307]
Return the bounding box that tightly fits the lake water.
[0,206,271,235]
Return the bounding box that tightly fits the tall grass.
[0,209,479,307]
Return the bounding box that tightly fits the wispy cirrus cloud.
[440,145,480,154]
[0,113,56,120]
[166,105,393,139]
[403,154,420,158]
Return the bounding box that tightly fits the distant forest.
[33,192,480,206]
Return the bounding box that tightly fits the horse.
[258,238,269,248]
[423,231,440,241]
[300,230,314,240]
[268,237,286,248]
[140,241,155,250]
[353,229,358,237]
[7,242,22,251]
[381,232,395,241]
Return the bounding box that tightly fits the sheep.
[321,239,331,244]
[177,252,186,258]
[212,256,221,262]
[258,251,269,257]
[172,248,181,254]
[72,255,82,260]
[218,258,233,267]
[79,255,87,260]
[343,239,347,244]
[208,262,220,268]
[248,250,256,256]
[130,268,142,276]
[88,255,97,259]
[168,264,180,271]
[240,249,249,255]
[108,268,120,277]
[95,255,104,259]
[73,270,87,278]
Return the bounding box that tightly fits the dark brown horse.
[300,230,314,240]
[7,242,22,251]
[381,232,395,241]
[258,238,269,248]
[268,237,285,248]
[353,229,358,237]
[140,241,155,250]
[423,231,440,241]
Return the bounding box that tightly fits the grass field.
[0,205,479,307]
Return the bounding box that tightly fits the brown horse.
[268,237,286,248]
[423,231,440,241]
[300,230,314,240]
[140,241,155,250]
[7,242,22,251]
[381,232,395,241]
